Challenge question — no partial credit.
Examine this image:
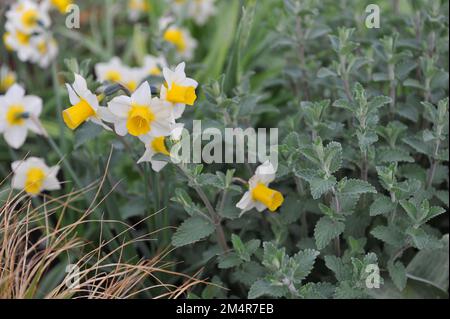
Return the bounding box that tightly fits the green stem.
[51,62,66,153]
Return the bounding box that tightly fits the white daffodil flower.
[120,67,147,93]
[141,55,168,77]
[30,33,58,68]
[95,57,126,85]
[4,23,38,63]
[160,62,198,119]
[11,157,60,196]
[137,123,185,172]
[0,84,43,149]
[163,26,197,60]
[236,161,284,214]
[137,135,171,172]
[104,81,173,137]
[0,65,17,93]
[6,0,51,35]
[128,0,150,21]
[63,74,109,130]
[187,0,216,25]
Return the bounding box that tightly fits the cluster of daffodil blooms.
[62,61,198,173]
[95,55,168,94]
[0,81,61,196]
[62,60,284,214]
[171,0,217,26]
[127,0,216,27]
[3,0,71,68]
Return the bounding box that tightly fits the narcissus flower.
[162,26,197,60]
[142,55,168,77]
[4,24,37,62]
[0,65,17,92]
[95,57,126,84]
[128,0,151,21]
[4,2,58,68]
[95,57,145,93]
[6,0,51,34]
[11,157,60,196]
[160,62,198,119]
[30,33,58,68]
[46,0,73,14]
[187,0,216,25]
[137,135,171,172]
[121,67,147,93]
[63,74,108,130]
[103,82,173,137]
[236,161,284,214]
[0,84,43,149]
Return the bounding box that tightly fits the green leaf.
[406,235,449,292]
[367,95,391,109]
[310,176,337,199]
[314,216,345,250]
[248,280,284,299]
[407,228,443,251]
[388,260,407,291]
[370,225,405,247]
[324,255,352,282]
[338,178,377,196]
[218,252,242,269]
[172,216,215,247]
[293,249,320,281]
[74,122,103,149]
[370,196,396,216]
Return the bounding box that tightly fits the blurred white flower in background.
[128,0,150,21]
[142,55,168,77]
[0,65,17,93]
[11,157,61,196]
[0,84,43,149]
[162,25,197,61]
[3,0,58,68]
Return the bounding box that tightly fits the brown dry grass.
[0,155,207,299]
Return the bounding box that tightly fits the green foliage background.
[0,0,448,299]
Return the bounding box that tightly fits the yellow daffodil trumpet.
[63,99,96,130]
[251,183,284,212]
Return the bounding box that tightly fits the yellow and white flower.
[30,33,58,68]
[163,26,197,60]
[128,0,150,21]
[0,84,43,149]
[11,157,60,196]
[95,57,126,84]
[0,65,17,93]
[236,161,284,214]
[4,24,37,62]
[137,123,184,171]
[46,0,73,14]
[141,55,168,77]
[104,81,173,137]
[187,0,216,25]
[6,0,51,35]
[63,74,108,130]
[137,135,171,172]
[121,67,147,93]
[160,62,198,119]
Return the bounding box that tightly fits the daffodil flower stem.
[331,186,342,257]
[177,164,229,252]
[51,61,66,153]
[30,115,84,196]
